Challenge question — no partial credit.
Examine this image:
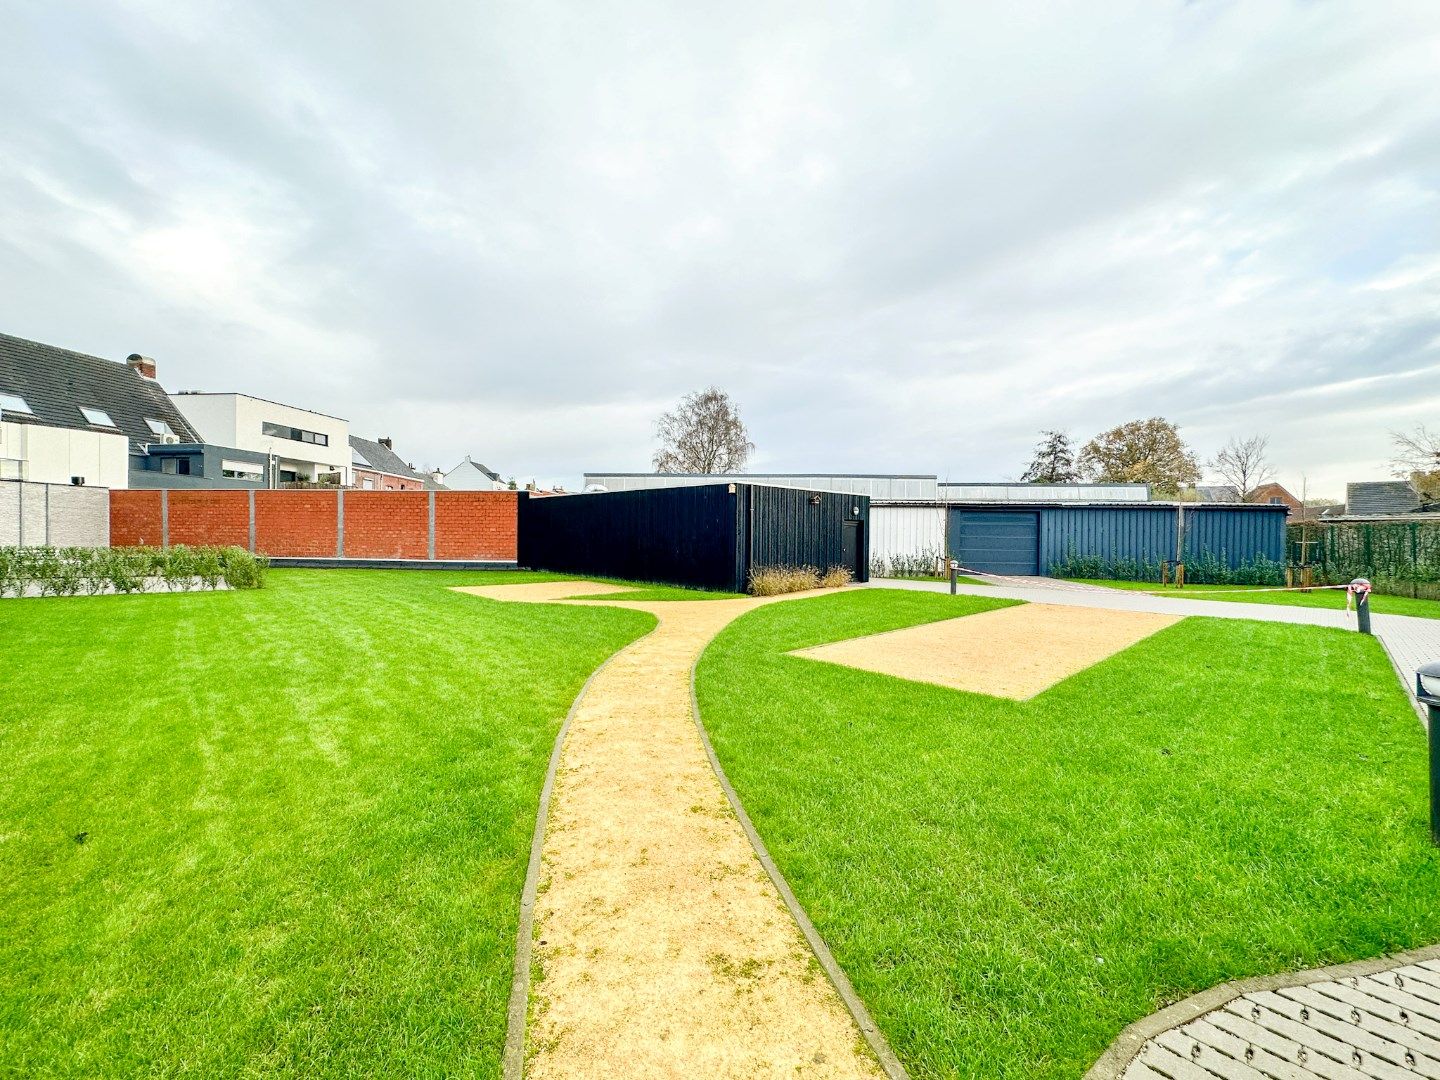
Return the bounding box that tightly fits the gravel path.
[871,578,1440,715]
[455,582,887,1080]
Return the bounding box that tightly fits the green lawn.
[696,589,1440,1079]
[1064,577,1440,620]
[0,569,657,1078]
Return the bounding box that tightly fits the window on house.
[362,477,375,489]
[1269,497,1284,505]
[262,421,328,447]
[0,392,33,415]
[80,406,116,427]
[221,460,265,482]
[145,417,175,437]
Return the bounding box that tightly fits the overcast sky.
[3,1,1437,495]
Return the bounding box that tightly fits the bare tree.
[1209,435,1275,500]
[652,387,755,473]
[1391,424,1440,501]
[1077,417,1201,497]
[1019,430,1080,483]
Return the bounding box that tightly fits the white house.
[0,333,209,489]
[443,455,507,491]
[0,420,129,488]
[173,392,350,486]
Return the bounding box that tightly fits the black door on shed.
[949,510,1039,575]
[841,520,862,577]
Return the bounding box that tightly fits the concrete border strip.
[687,644,911,1080]
[501,613,661,1080]
[1083,942,1440,1078]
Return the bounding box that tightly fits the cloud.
[1,0,1437,494]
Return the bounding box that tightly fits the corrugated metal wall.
[1182,507,1286,566]
[1038,507,1178,568]
[518,483,870,592]
[1039,506,1286,570]
[870,502,1286,575]
[870,505,947,565]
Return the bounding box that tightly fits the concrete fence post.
[248,489,256,553]
[428,490,437,561]
[336,489,345,558]
[161,489,170,549]
[44,483,51,547]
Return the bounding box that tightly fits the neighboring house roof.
[350,435,426,482]
[0,332,201,452]
[1248,482,1302,508]
[1346,481,1421,516]
[1194,484,1241,502]
[445,455,503,483]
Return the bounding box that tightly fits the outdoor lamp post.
[1418,661,1440,846]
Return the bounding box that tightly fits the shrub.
[1046,544,1285,585]
[748,564,854,595]
[870,549,945,579]
[749,565,820,595]
[0,545,268,597]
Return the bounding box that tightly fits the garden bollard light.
[1350,578,1372,635]
[949,559,959,595]
[1418,661,1440,847]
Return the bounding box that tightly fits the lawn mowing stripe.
[687,659,911,1080]
[502,613,661,1080]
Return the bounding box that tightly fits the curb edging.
[687,656,911,1080]
[500,618,659,1080]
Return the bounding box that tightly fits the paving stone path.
[1087,950,1440,1079]
[456,582,890,1080]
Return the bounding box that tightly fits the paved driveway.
[868,578,1440,718]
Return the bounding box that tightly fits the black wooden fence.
[518,483,870,592]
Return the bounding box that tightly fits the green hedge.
[1289,520,1440,587]
[1047,548,1287,585]
[0,546,267,598]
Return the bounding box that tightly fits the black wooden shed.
[517,483,870,593]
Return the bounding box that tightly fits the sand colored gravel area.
[791,602,1181,700]
[453,582,885,1080]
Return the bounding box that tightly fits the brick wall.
[436,491,518,559]
[168,490,250,548]
[255,490,340,557]
[343,491,429,559]
[110,489,164,547]
[105,488,520,561]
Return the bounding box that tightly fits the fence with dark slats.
[518,483,870,593]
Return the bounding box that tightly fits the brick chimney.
[126,353,157,379]
[379,437,393,450]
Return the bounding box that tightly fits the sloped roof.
[350,435,426,481]
[1346,481,1420,516]
[446,455,502,482]
[0,332,200,451]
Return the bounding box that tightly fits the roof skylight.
[80,406,116,426]
[0,392,33,415]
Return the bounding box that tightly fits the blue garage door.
[949,510,1039,575]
